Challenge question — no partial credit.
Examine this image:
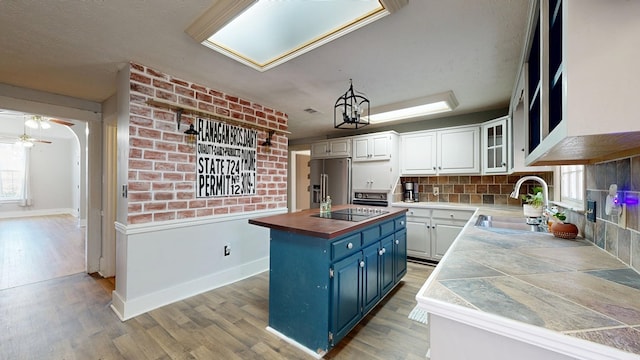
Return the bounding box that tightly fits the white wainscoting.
[111,207,286,320]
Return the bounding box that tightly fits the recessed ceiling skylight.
[187,0,407,72]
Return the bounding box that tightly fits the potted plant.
[521,186,544,217]
[549,210,579,239]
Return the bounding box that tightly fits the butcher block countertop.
[248,205,407,239]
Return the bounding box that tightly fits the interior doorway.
[290,150,310,212]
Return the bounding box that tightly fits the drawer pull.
[347,242,353,249]
[360,261,365,268]
[395,239,399,245]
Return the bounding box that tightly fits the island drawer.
[380,220,395,237]
[332,233,362,260]
[394,216,406,230]
[361,226,380,246]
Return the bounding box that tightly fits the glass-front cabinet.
[522,0,640,165]
[482,116,508,173]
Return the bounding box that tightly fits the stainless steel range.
[352,191,388,207]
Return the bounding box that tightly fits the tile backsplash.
[574,156,640,272]
[396,172,554,205]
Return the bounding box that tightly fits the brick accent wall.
[397,172,554,206]
[127,63,288,224]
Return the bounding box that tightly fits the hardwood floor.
[0,261,433,359]
[0,214,85,290]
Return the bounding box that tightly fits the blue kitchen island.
[249,205,408,358]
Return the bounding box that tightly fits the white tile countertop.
[410,205,640,359]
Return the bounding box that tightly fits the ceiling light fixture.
[367,91,458,124]
[334,79,370,130]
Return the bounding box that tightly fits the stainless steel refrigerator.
[309,157,352,208]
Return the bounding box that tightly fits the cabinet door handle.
[360,261,365,268]
[378,248,386,255]
[432,166,436,170]
[395,239,399,245]
[438,166,442,170]
[347,242,353,249]
[400,221,405,225]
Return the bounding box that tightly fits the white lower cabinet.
[433,222,464,258]
[402,207,473,261]
[406,210,431,259]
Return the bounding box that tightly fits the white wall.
[30,138,75,210]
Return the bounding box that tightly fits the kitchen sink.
[474,214,545,232]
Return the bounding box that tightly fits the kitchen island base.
[249,206,408,357]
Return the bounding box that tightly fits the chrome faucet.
[509,175,549,209]
[510,176,550,230]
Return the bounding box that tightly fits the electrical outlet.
[433,187,439,196]
[224,245,231,256]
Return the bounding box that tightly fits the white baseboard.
[0,208,77,219]
[111,256,269,321]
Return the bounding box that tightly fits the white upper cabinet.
[352,132,397,162]
[437,127,480,174]
[399,132,437,175]
[310,138,351,159]
[523,0,640,165]
[400,126,480,175]
[351,160,396,191]
[482,116,509,174]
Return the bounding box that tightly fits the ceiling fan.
[0,117,53,147]
[25,115,74,129]
[0,132,52,147]
[0,110,75,128]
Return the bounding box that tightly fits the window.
[0,143,27,201]
[559,165,584,210]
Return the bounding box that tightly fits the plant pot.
[551,222,579,239]
[523,204,543,218]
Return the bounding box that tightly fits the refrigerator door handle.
[321,173,328,201]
